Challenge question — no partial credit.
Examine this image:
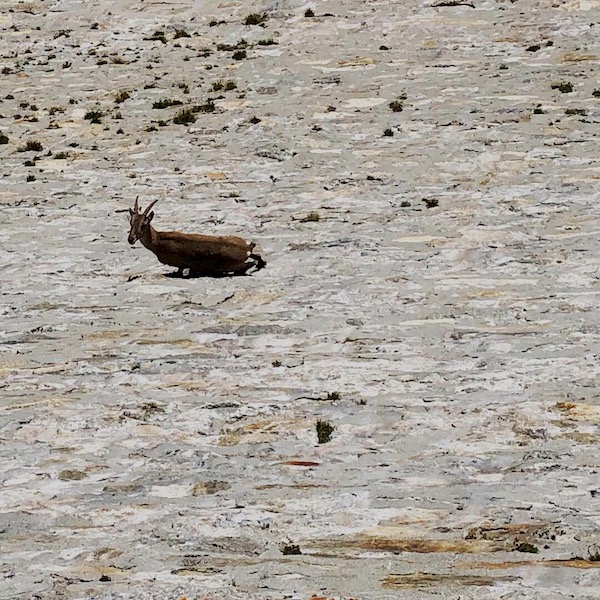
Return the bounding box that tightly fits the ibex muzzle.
[124,197,266,277]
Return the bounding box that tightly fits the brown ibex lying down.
[125,198,266,277]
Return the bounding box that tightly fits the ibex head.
[128,197,159,245]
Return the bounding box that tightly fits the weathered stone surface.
[1,0,600,598]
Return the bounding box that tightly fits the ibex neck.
[139,225,158,250]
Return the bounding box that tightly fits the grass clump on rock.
[153,98,183,109]
[300,211,320,222]
[514,542,539,554]
[551,81,573,93]
[84,110,103,123]
[173,108,196,125]
[244,12,268,25]
[115,90,130,104]
[316,419,335,444]
[145,30,167,43]
[17,139,43,152]
[280,543,302,555]
[192,98,216,113]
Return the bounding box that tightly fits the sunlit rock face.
[1,0,600,598]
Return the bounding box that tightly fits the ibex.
[125,198,266,277]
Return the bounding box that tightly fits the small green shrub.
[115,90,130,103]
[551,81,573,93]
[244,12,268,25]
[17,139,43,152]
[515,543,539,554]
[173,108,196,125]
[316,420,334,444]
[84,110,103,123]
[300,211,320,222]
[152,98,183,109]
[280,543,302,555]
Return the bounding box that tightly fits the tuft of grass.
[304,8,315,17]
[145,30,167,43]
[280,543,302,555]
[400,200,411,207]
[383,128,394,136]
[173,28,191,39]
[217,39,247,51]
[272,359,282,367]
[551,81,573,93]
[17,139,43,152]
[26,174,36,182]
[300,211,320,222]
[0,133,8,144]
[232,49,247,60]
[173,108,196,125]
[422,197,439,209]
[326,391,341,401]
[316,419,335,444]
[514,542,539,554]
[389,99,404,112]
[115,90,130,104]
[244,12,268,25]
[191,99,216,113]
[84,110,103,123]
[152,98,183,109]
[48,106,65,115]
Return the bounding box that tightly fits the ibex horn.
[144,198,159,215]
[133,195,139,212]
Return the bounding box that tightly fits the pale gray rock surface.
[1,0,600,598]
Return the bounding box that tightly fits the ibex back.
[126,197,266,277]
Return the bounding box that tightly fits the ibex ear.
[147,212,154,222]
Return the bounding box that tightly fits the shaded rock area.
[1,0,600,598]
